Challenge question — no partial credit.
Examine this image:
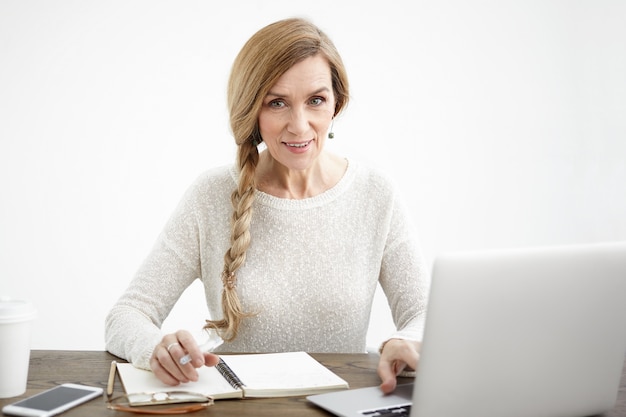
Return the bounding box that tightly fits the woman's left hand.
[377,338,421,394]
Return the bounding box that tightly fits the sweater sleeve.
[104,180,204,370]
[378,185,429,345]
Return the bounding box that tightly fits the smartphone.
[2,383,103,417]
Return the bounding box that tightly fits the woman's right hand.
[149,329,221,385]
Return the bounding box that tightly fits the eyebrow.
[265,86,331,98]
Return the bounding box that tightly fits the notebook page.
[220,352,349,397]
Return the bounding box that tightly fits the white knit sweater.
[105,160,429,370]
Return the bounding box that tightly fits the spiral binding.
[216,358,245,390]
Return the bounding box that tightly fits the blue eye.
[269,100,285,108]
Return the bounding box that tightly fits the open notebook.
[116,351,348,400]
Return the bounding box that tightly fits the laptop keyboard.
[361,404,412,416]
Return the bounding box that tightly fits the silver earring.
[328,119,335,139]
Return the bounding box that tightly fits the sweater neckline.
[229,159,356,210]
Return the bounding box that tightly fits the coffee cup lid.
[0,297,37,323]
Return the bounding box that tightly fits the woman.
[105,17,428,394]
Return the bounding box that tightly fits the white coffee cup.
[0,297,37,398]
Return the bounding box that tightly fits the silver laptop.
[308,241,626,417]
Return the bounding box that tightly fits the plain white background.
[1,0,625,350]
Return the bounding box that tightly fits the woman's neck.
[255,151,347,199]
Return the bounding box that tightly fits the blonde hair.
[205,18,349,342]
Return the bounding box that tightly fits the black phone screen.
[12,386,95,411]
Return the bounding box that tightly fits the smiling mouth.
[284,140,312,148]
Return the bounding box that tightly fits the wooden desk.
[1,350,625,416]
[0,351,398,416]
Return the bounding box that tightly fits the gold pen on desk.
[106,360,117,397]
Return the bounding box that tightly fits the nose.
[286,107,309,136]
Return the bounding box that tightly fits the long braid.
[205,140,259,341]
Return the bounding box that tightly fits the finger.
[377,358,398,394]
[162,342,195,383]
[160,332,206,381]
[177,330,205,368]
[165,339,205,382]
[150,345,187,385]
[163,344,199,382]
[380,379,397,393]
[203,352,220,367]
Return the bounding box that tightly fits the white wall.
[1,0,624,351]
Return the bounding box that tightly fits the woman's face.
[258,54,335,172]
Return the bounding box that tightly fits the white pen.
[179,335,224,365]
